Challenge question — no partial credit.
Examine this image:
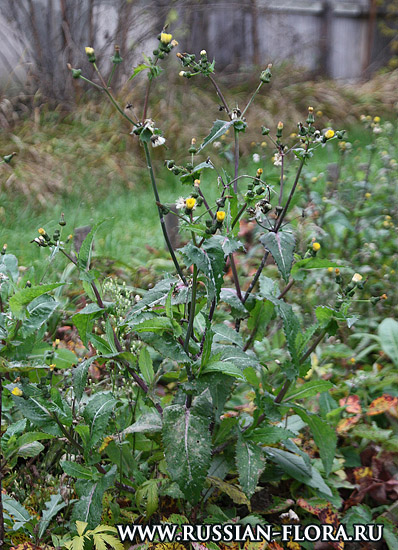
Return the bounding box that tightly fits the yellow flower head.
[312,242,321,252]
[49,363,56,371]
[216,211,226,222]
[68,234,73,241]
[53,338,60,347]
[12,387,23,396]
[373,116,381,123]
[171,39,178,47]
[277,121,284,130]
[381,293,388,300]
[261,141,267,147]
[316,110,323,116]
[365,192,371,199]
[194,179,200,187]
[350,357,356,364]
[352,273,363,283]
[325,129,335,139]
[335,268,340,275]
[290,133,297,138]
[256,168,263,177]
[160,32,172,44]
[38,228,46,235]
[85,47,95,55]
[308,106,314,113]
[185,197,196,210]
[328,267,334,273]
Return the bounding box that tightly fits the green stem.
[143,142,187,285]
[241,82,263,117]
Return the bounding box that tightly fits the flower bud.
[111,45,123,64]
[260,63,272,83]
[276,121,284,139]
[3,152,16,163]
[261,126,270,135]
[85,46,96,63]
[59,212,66,226]
[1,243,7,255]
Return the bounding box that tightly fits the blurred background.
[0,0,397,270]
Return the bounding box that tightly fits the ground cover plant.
[1,30,398,550]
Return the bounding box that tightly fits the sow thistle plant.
[1,30,392,548]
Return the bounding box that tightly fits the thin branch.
[243,251,269,303]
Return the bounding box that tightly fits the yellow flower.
[160,32,172,44]
[335,268,340,275]
[261,141,267,147]
[185,197,196,210]
[12,387,23,396]
[350,357,356,364]
[53,338,60,347]
[290,132,297,138]
[49,363,56,371]
[216,211,226,222]
[381,293,388,300]
[325,129,335,139]
[374,116,381,123]
[99,436,113,452]
[328,267,334,273]
[316,110,323,116]
[256,168,263,177]
[312,242,321,252]
[277,121,284,130]
[352,273,363,283]
[171,39,178,47]
[38,228,46,235]
[68,234,73,240]
[365,192,371,199]
[194,179,200,186]
[308,106,314,113]
[85,47,95,55]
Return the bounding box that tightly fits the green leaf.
[128,63,150,80]
[61,460,98,480]
[290,406,337,477]
[20,295,59,337]
[139,347,155,384]
[136,479,159,517]
[196,120,234,154]
[38,493,68,538]
[83,392,116,447]
[3,495,32,531]
[219,236,244,256]
[73,358,96,402]
[264,447,332,497]
[0,253,19,282]
[9,283,64,319]
[341,504,372,532]
[378,318,398,366]
[71,465,117,529]
[17,440,45,458]
[201,361,245,380]
[126,277,179,318]
[284,380,333,401]
[11,396,62,436]
[291,257,343,275]
[123,410,162,435]
[78,221,106,272]
[250,426,295,445]
[162,392,212,503]
[129,316,181,336]
[236,432,265,497]
[260,231,295,283]
[72,304,104,346]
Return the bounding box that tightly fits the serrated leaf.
[71,466,116,529]
[197,120,233,154]
[129,316,181,336]
[20,295,59,337]
[11,396,62,436]
[236,433,265,497]
[0,253,19,282]
[135,479,159,517]
[3,495,32,530]
[139,347,154,384]
[260,231,295,283]
[378,318,398,366]
[83,392,116,447]
[250,426,295,445]
[73,357,96,402]
[162,392,212,503]
[9,283,64,319]
[202,361,245,380]
[72,304,104,346]
[127,277,179,318]
[123,410,162,435]
[38,493,68,538]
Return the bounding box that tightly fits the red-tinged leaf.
[336,414,361,433]
[339,395,362,414]
[297,499,344,550]
[267,543,284,550]
[367,394,398,416]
